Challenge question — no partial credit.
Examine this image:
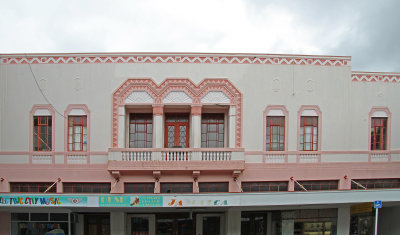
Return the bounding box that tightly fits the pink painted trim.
[64,104,91,153]
[1,53,351,67]
[108,147,245,152]
[352,71,400,83]
[297,105,322,151]
[112,78,242,148]
[29,105,55,159]
[368,107,391,151]
[191,105,202,116]
[263,105,289,152]
[152,105,164,116]
[244,150,400,155]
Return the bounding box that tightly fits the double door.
[164,114,189,148]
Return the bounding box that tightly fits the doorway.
[156,213,194,235]
[164,114,190,148]
[128,214,156,235]
[84,214,110,235]
[196,214,224,235]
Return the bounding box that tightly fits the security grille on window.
[33,116,52,151]
[63,183,111,193]
[68,116,87,151]
[10,182,56,193]
[201,113,224,148]
[300,116,318,151]
[351,179,400,190]
[242,181,288,192]
[125,183,154,193]
[199,182,229,193]
[129,114,153,148]
[266,116,285,151]
[294,180,338,191]
[371,117,387,150]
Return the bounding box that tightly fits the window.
[266,116,285,151]
[129,114,153,148]
[63,183,110,193]
[300,116,318,151]
[68,116,87,151]
[351,179,400,190]
[199,182,229,193]
[371,117,387,150]
[201,113,224,148]
[242,181,288,192]
[10,182,56,193]
[125,183,154,193]
[294,180,338,191]
[161,183,192,193]
[33,116,52,151]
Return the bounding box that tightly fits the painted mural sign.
[164,196,240,207]
[99,195,163,207]
[0,195,87,207]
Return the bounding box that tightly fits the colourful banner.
[99,195,162,207]
[0,195,87,207]
[164,196,240,207]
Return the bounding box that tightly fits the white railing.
[122,151,152,161]
[32,155,52,164]
[162,151,191,161]
[299,154,319,163]
[370,153,389,162]
[67,155,88,164]
[265,154,285,163]
[201,151,231,161]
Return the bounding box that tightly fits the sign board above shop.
[0,195,87,207]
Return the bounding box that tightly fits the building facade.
[0,52,400,235]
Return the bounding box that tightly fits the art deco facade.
[0,53,399,235]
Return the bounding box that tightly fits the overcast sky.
[1,0,399,72]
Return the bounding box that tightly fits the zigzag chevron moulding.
[352,72,400,83]
[0,53,350,66]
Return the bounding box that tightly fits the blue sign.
[374,200,382,209]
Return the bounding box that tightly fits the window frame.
[297,106,322,152]
[160,182,193,193]
[294,180,339,191]
[68,115,87,151]
[264,106,288,152]
[63,183,111,193]
[10,182,56,193]
[201,113,225,148]
[125,183,155,194]
[64,105,90,152]
[129,113,153,148]
[30,105,55,153]
[242,181,288,192]
[198,182,229,193]
[369,107,391,151]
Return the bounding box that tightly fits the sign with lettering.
[0,195,87,207]
[164,196,240,207]
[99,196,162,207]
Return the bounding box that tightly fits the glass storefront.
[11,213,69,235]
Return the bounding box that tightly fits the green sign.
[99,196,162,207]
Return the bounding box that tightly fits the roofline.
[0,52,351,60]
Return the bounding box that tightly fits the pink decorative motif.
[352,72,400,82]
[112,78,242,148]
[1,53,350,67]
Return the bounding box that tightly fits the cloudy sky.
[1,0,399,72]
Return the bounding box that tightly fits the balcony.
[107,148,245,172]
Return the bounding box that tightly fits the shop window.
[294,180,338,191]
[10,182,56,193]
[199,182,229,193]
[68,116,87,151]
[201,113,225,148]
[161,182,193,193]
[371,118,387,150]
[11,213,69,235]
[242,181,288,192]
[63,183,111,193]
[129,114,153,148]
[125,183,154,193]
[351,179,400,190]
